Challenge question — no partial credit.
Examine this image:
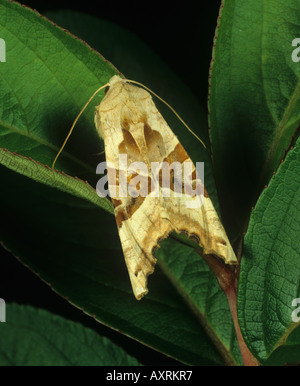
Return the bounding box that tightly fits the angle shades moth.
[94,75,237,300]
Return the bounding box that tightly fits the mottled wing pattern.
[95,75,236,300]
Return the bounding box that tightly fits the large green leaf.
[208,0,300,365]
[0,164,223,365]
[0,303,139,365]
[0,1,236,365]
[208,0,300,237]
[157,240,242,365]
[0,1,118,183]
[0,148,113,214]
[238,137,300,364]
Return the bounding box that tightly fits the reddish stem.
[203,254,260,366]
[226,286,260,366]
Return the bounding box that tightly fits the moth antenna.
[125,79,206,149]
[51,82,110,169]
[92,149,105,156]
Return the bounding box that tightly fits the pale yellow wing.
[95,75,237,300]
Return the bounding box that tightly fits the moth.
[94,75,237,300]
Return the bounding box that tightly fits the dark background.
[17,0,221,105]
[0,0,221,365]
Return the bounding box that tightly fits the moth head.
[108,75,124,87]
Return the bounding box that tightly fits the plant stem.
[226,285,260,366]
[203,254,260,366]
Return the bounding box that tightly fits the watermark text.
[291,298,300,323]
[291,38,300,63]
[0,298,6,322]
[0,38,6,63]
[96,155,205,208]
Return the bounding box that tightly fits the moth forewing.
[94,75,237,300]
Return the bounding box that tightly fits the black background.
[0,0,221,366]
[16,0,221,105]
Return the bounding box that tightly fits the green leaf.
[0,162,223,366]
[0,303,139,365]
[237,137,300,364]
[263,327,300,366]
[208,0,300,237]
[0,0,117,182]
[0,148,113,214]
[157,239,242,365]
[0,2,228,365]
